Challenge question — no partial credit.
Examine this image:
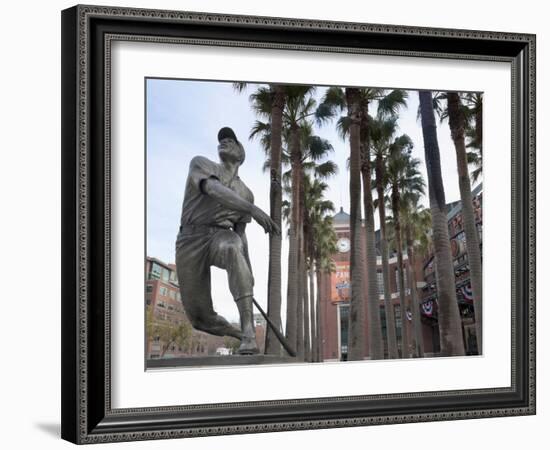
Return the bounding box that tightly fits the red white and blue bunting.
[460,283,474,303]
[421,300,434,317]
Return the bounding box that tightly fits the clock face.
[337,237,351,253]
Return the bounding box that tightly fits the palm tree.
[299,140,337,360]
[249,85,326,358]
[359,112,385,360]
[402,198,431,358]
[418,90,465,356]
[320,87,407,360]
[308,240,316,361]
[446,92,483,353]
[370,116,400,359]
[242,83,286,354]
[267,128,336,361]
[463,92,483,183]
[341,87,367,360]
[303,176,336,361]
[430,92,482,183]
[386,140,424,358]
[318,86,366,360]
[313,217,338,362]
[283,166,337,363]
[431,91,483,353]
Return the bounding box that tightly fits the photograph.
[144,79,484,368]
[59,4,536,443]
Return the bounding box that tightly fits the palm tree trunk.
[346,87,366,361]
[302,231,311,361]
[265,85,285,355]
[309,243,317,362]
[315,267,324,362]
[447,92,483,354]
[376,155,399,359]
[297,167,306,361]
[361,141,384,360]
[391,188,411,358]
[285,124,300,352]
[406,227,424,357]
[297,233,305,360]
[419,90,465,357]
[475,99,483,152]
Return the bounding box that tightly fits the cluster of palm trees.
[235,83,339,361]
[236,82,483,361]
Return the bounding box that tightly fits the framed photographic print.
[61,4,536,444]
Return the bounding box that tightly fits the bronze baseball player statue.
[175,127,280,355]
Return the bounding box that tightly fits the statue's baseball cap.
[217,127,240,144]
[217,127,245,164]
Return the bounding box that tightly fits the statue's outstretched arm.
[202,178,280,235]
[202,178,253,214]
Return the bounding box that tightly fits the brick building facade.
[319,184,482,361]
[145,257,266,360]
[419,183,483,356]
[318,208,424,361]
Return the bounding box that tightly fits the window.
[395,267,407,293]
[394,305,402,335]
[339,304,350,359]
[377,271,384,296]
[146,284,153,293]
[169,290,176,300]
[150,262,162,279]
[159,286,168,296]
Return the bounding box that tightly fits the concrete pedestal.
[146,354,298,369]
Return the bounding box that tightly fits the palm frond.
[336,116,350,141]
[232,82,248,93]
[249,86,274,118]
[315,102,337,125]
[314,160,338,179]
[321,86,346,111]
[249,120,272,151]
[305,135,334,161]
[376,89,408,118]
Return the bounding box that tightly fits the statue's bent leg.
[234,296,258,354]
[176,236,242,340]
[209,230,258,354]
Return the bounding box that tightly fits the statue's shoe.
[237,336,259,355]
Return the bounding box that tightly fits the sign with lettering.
[330,263,350,303]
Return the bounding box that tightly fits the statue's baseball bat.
[252,298,296,357]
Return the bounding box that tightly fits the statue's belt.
[179,224,230,235]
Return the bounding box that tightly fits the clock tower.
[319,206,353,361]
[332,207,351,263]
[336,236,350,253]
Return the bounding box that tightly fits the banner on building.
[330,263,350,303]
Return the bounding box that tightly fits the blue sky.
[146,78,472,321]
